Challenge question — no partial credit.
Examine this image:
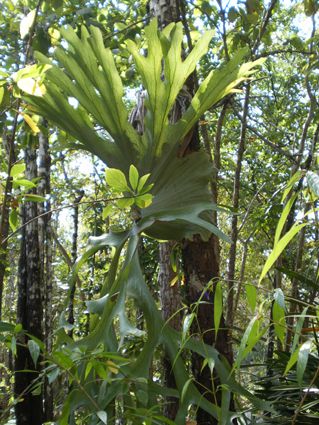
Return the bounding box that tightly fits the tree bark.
[38,129,54,421]
[15,137,44,425]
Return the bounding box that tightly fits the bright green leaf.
[9,209,18,231]
[102,204,113,219]
[137,173,151,193]
[129,164,139,191]
[284,347,300,375]
[259,223,307,283]
[13,179,36,189]
[10,163,25,178]
[272,302,286,345]
[116,197,134,209]
[22,113,40,134]
[20,194,46,202]
[105,168,129,192]
[245,284,257,312]
[274,193,298,246]
[135,193,153,208]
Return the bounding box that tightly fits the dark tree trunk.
[15,137,44,425]
[38,129,54,421]
[0,127,16,320]
[149,1,233,423]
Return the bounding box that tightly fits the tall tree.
[15,135,44,425]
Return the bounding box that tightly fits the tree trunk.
[68,189,85,338]
[0,126,16,320]
[15,136,44,425]
[38,129,54,421]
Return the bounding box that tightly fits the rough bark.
[158,241,181,419]
[15,138,44,425]
[67,189,85,337]
[0,127,16,320]
[37,129,54,421]
[182,236,232,425]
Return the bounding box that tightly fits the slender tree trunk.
[0,126,16,320]
[227,84,250,331]
[38,129,54,421]
[68,190,85,337]
[15,137,44,425]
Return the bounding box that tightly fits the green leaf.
[274,193,298,246]
[0,87,4,106]
[245,284,257,312]
[135,193,153,208]
[105,168,129,192]
[22,113,40,134]
[28,339,40,367]
[96,411,107,424]
[20,10,36,39]
[292,307,308,353]
[235,316,259,368]
[297,340,312,385]
[307,171,319,197]
[0,321,15,332]
[13,178,36,189]
[282,170,303,202]
[129,164,139,191]
[272,302,286,345]
[182,313,195,341]
[181,378,192,404]
[20,194,46,202]
[214,281,223,337]
[47,367,60,384]
[274,288,285,310]
[102,204,113,219]
[259,222,307,283]
[137,173,151,193]
[10,163,26,178]
[284,347,300,375]
[9,209,18,231]
[116,197,134,209]
[11,336,17,356]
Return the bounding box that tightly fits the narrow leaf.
[214,281,223,337]
[129,164,139,191]
[307,171,319,197]
[281,170,303,202]
[274,193,298,246]
[292,307,308,353]
[284,347,300,375]
[272,302,286,345]
[137,173,151,192]
[259,223,307,283]
[22,113,40,134]
[297,340,312,386]
[245,283,257,312]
